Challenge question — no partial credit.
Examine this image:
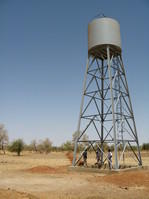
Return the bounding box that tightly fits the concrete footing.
[68,165,147,174]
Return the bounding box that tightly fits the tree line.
[0,124,149,156]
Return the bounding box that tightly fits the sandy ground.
[0,151,149,199]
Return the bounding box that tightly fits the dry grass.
[0,151,148,199]
[0,151,70,171]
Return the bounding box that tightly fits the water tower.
[72,17,142,169]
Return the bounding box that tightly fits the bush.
[61,141,73,151]
[27,139,38,152]
[41,138,52,153]
[142,143,149,150]
[8,139,24,156]
[35,138,52,153]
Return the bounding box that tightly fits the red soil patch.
[66,152,73,163]
[66,152,84,166]
[96,170,149,189]
[26,165,67,174]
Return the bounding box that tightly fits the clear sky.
[0,0,148,146]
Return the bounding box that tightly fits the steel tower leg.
[72,59,89,166]
[119,56,142,166]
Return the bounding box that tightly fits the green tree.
[61,141,73,151]
[142,143,149,150]
[9,139,24,156]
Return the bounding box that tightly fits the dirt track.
[0,151,149,199]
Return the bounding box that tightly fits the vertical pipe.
[101,58,104,164]
[117,63,125,164]
[107,46,118,169]
[117,64,125,164]
[72,58,89,166]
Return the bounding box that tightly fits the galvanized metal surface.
[73,17,142,170]
[73,53,142,169]
[72,59,89,166]
[88,17,121,57]
[107,46,118,169]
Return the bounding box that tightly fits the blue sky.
[0,0,148,145]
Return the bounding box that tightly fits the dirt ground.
[0,151,149,199]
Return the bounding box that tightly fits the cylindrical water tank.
[88,17,121,56]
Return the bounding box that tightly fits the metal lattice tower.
[72,17,142,169]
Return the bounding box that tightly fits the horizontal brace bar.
[78,139,136,143]
[81,117,100,122]
[85,94,101,100]
[81,114,100,118]
[85,94,111,101]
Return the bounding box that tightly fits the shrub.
[35,138,52,153]
[41,138,52,153]
[28,139,38,152]
[61,141,73,151]
[142,143,149,150]
[8,139,24,156]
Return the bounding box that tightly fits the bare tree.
[42,138,52,153]
[36,138,52,153]
[0,124,9,154]
[30,139,38,152]
[72,131,80,144]
[82,134,89,147]
[72,131,89,150]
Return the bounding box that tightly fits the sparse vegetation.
[61,141,73,151]
[8,139,24,156]
[0,123,148,155]
[0,124,9,154]
[40,138,52,153]
[27,138,53,153]
[0,124,148,199]
[142,143,149,150]
[30,139,38,152]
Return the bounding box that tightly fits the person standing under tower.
[96,148,101,164]
[83,149,87,167]
[108,149,112,170]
